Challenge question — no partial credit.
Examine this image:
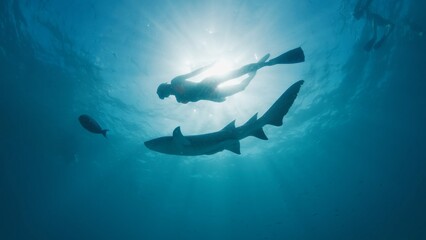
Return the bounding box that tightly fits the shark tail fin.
[260,80,304,127]
[225,140,241,154]
[102,129,109,138]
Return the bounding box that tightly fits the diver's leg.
[202,54,269,86]
[178,62,215,79]
[364,18,377,51]
[215,72,257,97]
[374,22,394,49]
[221,54,269,79]
[222,63,264,79]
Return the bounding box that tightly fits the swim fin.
[266,47,305,65]
[257,53,270,63]
[101,129,109,138]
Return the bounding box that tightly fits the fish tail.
[102,129,109,138]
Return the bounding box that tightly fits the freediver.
[353,0,424,51]
[353,0,395,51]
[156,47,305,104]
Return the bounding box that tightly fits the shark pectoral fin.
[251,128,268,140]
[225,140,241,154]
[172,127,190,146]
[221,120,236,131]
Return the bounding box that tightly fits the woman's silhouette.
[156,47,305,103]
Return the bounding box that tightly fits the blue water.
[1,0,425,239]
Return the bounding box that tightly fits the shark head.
[144,136,176,154]
[144,127,191,155]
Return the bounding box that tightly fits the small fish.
[78,114,108,138]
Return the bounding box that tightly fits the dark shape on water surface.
[352,0,423,51]
[78,114,108,138]
[145,80,304,156]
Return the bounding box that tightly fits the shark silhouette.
[144,80,304,156]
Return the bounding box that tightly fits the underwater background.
[1,0,425,239]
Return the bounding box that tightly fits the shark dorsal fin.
[221,120,236,131]
[243,113,258,126]
[225,140,241,154]
[172,127,190,146]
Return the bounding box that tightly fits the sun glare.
[205,59,234,76]
[186,58,236,82]
[185,57,251,88]
[159,16,274,134]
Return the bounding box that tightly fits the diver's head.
[157,83,172,99]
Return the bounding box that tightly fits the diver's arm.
[178,62,215,79]
[176,97,189,104]
[214,72,257,98]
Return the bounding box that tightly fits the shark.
[144,80,304,156]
